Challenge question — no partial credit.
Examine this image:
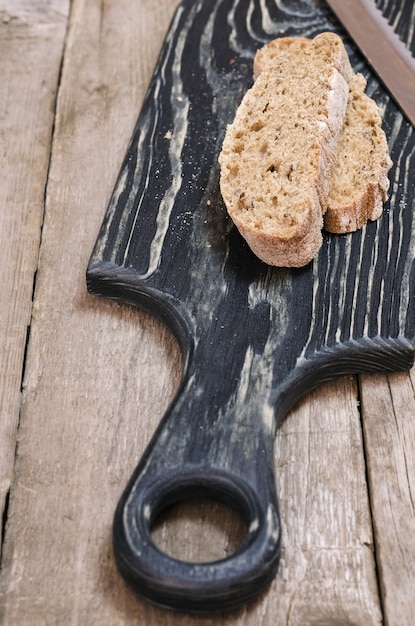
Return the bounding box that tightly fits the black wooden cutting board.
[87,0,415,614]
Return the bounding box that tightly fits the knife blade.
[326,0,415,126]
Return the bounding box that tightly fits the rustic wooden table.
[1,1,415,624]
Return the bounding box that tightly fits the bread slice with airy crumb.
[324,73,392,232]
[253,37,392,235]
[219,33,354,267]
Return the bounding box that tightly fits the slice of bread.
[324,73,392,233]
[254,37,392,235]
[219,33,354,267]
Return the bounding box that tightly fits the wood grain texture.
[0,0,67,20]
[0,0,414,623]
[0,0,69,539]
[360,369,415,625]
[86,0,415,613]
[353,2,415,622]
[0,0,182,624]
[270,376,382,625]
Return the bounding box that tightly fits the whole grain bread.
[324,73,392,232]
[219,33,354,267]
[254,37,392,234]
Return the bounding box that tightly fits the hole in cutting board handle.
[151,497,248,563]
[113,468,281,613]
[144,470,258,546]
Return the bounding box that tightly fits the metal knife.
[326,0,415,126]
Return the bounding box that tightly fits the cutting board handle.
[89,265,415,613]
[113,369,281,614]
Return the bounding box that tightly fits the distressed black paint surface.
[87,0,415,614]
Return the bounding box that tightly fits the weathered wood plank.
[0,0,181,623]
[0,0,409,623]
[360,369,415,626]
[0,0,67,19]
[271,377,382,625]
[0,0,69,537]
